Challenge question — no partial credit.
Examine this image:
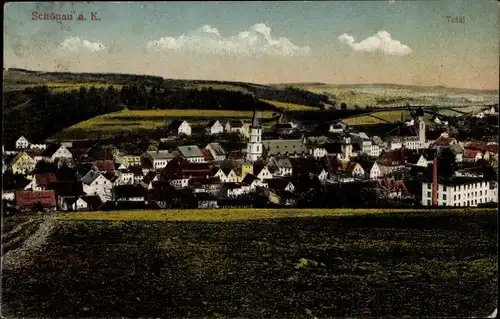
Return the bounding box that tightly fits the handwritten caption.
[32,11,101,21]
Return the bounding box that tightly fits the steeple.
[251,109,261,128]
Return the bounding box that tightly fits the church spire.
[251,109,261,128]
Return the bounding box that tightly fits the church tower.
[417,116,426,144]
[246,110,263,162]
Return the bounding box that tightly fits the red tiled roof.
[487,144,498,154]
[16,190,56,208]
[433,136,457,146]
[94,160,115,171]
[227,151,244,160]
[376,179,409,194]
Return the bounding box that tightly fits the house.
[225,120,245,134]
[345,162,365,178]
[291,157,329,181]
[62,197,89,211]
[177,145,205,163]
[430,134,458,149]
[25,173,58,191]
[114,185,147,202]
[81,170,113,201]
[202,149,215,162]
[167,120,192,136]
[268,158,293,177]
[194,193,219,208]
[448,144,464,163]
[41,144,73,163]
[373,179,410,199]
[267,178,295,193]
[128,165,144,184]
[69,147,91,162]
[274,123,294,135]
[142,150,175,170]
[213,167,239,183]
[9,151,36,175]
[116,152,142,167]
[15,136,30,149]
[328,123,345,134]
[358,160,381,180]
[253,161,274,180]
[241,173,268,190]
[206,120,224,135]
[377,149,407,167]
[205,143,227,161]
[190,177,222,195]
[15,190,57,212]
[93,160,116,172]
[262,139,309,158]
[46,180,85,210]
[405,153,428,168]
[421,177,490,207]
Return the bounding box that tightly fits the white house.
[115,170,134,185]
[170,177,190,189]
[359,161,381,180]
[168,120,192,136]
[206,120,224,135]
[29,144,47,150]
[254,164,273,180]
[42,144,73,163]
[205,143,227,161]
[242,173,268,190]
[225,120,245,134]
[213,167,239,183]
[421,178,491,207]
[310,146,327,158]
[142,150,175,170]
[15,136,30,149]
[269,158,293,177]
[81,171,113,202]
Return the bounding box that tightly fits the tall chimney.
[432,151,438,206]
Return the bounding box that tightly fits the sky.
[4,1,499,90]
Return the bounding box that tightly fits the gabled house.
[405,153,428,168]
[2,173,31,201]
[225,120,245,134]
[268,158,293,177]
[205,143,227,161]
[128,165,144,184]
[448,144,464,163]
[359,161,381,180]
[9,151,36,175]
[190,177,222,195]
[115,170,135,185]
[206,120,224,135]
[41,144,73,163]
[81,170,113,201]
[377,149,407,167]
[46,180,85,210]
[15,136,30,149]
[253,161,274,180]
[241,173,268,189]
[167,120,192,136]
[177,145,205,163]
[345,162,365,178]
[25,173,58,191]
[213,167,239,183]
[202,149,215,162]
[267,178,295,193]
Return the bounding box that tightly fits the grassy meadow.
[261,99,319,111]
[343,110,409,126]
[2,208,496,318]
[53,109,276,140]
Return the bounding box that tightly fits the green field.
[344,110,409,126]
[53,109,276,140]
[2,208,496,318]
[261,99,318,111]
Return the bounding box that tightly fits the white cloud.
[59,37,106,52]
[338,31,412,55]
[146,23,311,57]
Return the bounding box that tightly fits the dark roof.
[377,149,406,166]
[227,120,244,128]
[47,181,84,197]
[266,178,292,190]
[168,120,185,131]
[423,176,485,186]
[2,173,31,191]
[113,185,147,199]
[242,173,260,185]
[94,160,116,171]
[41,144,63,157]
[323,143,343,154]
[251,109,261,128]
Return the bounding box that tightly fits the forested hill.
[4,68,334,108]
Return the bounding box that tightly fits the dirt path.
[2,216,58,271]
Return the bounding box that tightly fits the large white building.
[246,110,263,162]
[421,177,492,207]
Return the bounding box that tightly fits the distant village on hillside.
[2,104,499,213]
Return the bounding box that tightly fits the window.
[428,184,431,190]
[443,186,447,191]
[443,194,446,200]
[427,191,431,198]
[427,200,431,205]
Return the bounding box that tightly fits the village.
[2,106,498,213]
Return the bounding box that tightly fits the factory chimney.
[432,151,438,206]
